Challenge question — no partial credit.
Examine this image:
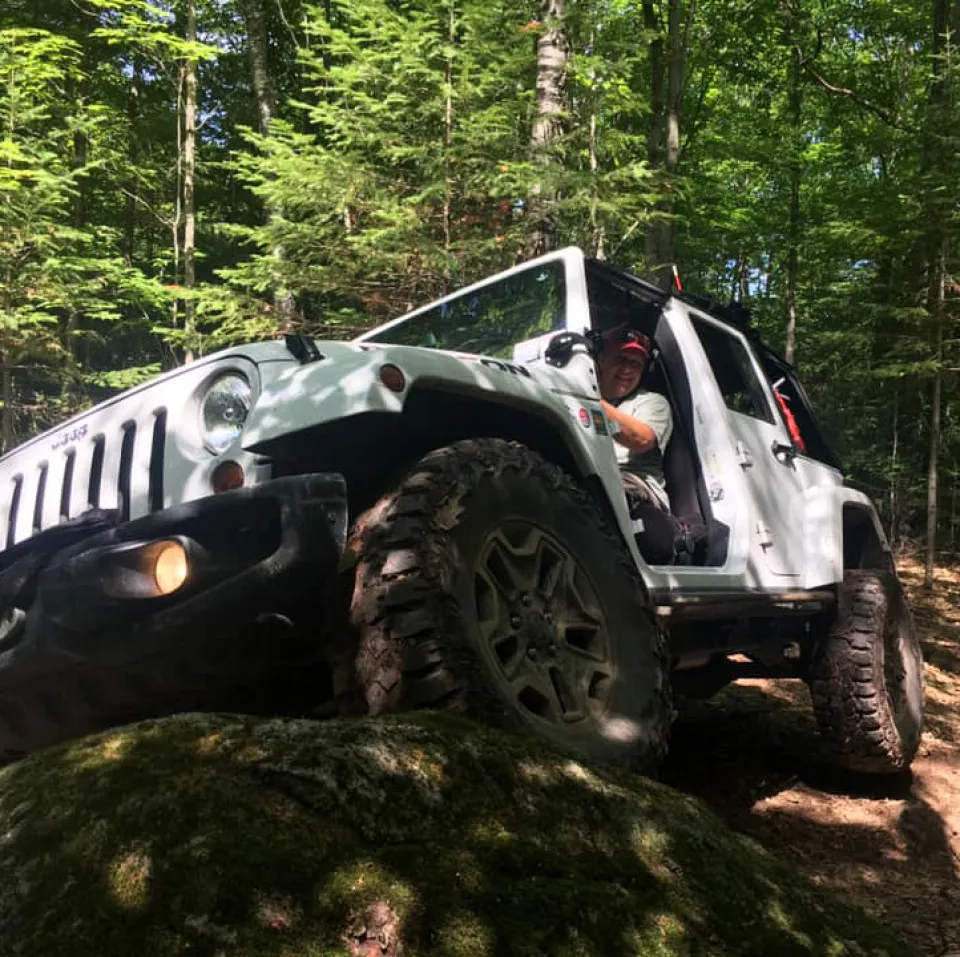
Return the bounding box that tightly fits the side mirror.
[544,331,601,368]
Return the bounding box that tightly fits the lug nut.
[510,615,522,629]
[521,595,533,607]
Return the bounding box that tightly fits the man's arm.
[600,399,658,453]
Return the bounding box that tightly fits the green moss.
[0,712,916,957]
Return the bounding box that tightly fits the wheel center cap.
[521,615,558,658]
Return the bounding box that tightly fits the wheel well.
[261,385,615,520]
[842,504,892,572]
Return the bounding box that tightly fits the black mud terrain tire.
[331,438,671,770]
[808,570,924,774]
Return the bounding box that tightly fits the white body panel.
[0,245,879,608]
[241,337,639,569]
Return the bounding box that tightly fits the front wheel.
[808,570,924,774]
[332,438,671,771]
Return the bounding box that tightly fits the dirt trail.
[661,558,960,957]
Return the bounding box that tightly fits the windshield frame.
[353,247,591,356]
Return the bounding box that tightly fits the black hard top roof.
[586,258,760,348]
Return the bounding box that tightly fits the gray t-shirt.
[613,390,674,502]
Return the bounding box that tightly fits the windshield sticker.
[591,408,608,435]
[578,408,591,430]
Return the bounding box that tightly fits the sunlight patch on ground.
[108,847,152,910]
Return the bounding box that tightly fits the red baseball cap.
[603,327,652,359]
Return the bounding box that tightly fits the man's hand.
[600,400,658,453]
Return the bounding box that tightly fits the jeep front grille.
[4,407,168,548]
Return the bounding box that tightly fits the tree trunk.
[784,46,802,366]
[1,351,13,456]
[922,0,955,589]
[644,0,692,290]
[659,0,685,275]
[889,388,900,546]
[442,0,455,283]
[589,106,605,259]
[242,0,279,136]
[951,469,957,557]
[240,0,296,325]
[527,0,569,256]
[182,0,198,364]
[170,60,184,359]
[588,26,604,261]
[737,250,749,302]
[122,62,142,266]
[73,127,86,229]
[925,316,942,587]
[643,1,664,273]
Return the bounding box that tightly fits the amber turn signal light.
[211,460,245,494]
[379,364,406,392]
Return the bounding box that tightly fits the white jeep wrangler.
[0,248,924,773]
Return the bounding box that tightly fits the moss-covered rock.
[0,712,914,957]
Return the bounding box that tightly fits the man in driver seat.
[596,326,677,563]
[598,327,673,506]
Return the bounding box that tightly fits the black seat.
[641,350,729,567]
[662,420,701,525]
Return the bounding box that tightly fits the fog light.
[154,541,188,595]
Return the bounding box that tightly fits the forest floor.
[660,557,960,956]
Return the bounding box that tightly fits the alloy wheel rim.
[472,519,615,727]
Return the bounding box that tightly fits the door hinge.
[736,441,753,468]
[756,521,773,547]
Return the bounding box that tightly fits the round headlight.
[200,373,251,453]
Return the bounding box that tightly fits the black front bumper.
[0,473,348,684]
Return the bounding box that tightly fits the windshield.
[361,260,567,358]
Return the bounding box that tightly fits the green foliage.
[0,27,170,447]
[0,0,956,545]
[672,0,959,540]
[209,0,540,333]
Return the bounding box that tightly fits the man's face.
[597,350,646,401]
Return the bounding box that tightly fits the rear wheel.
[331,438,671,771]
[808,570,924,773]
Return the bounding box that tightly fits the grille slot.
[32,463,48,533]
[117,422,136,522]
[88,435,105,509]
[149,409,166,512]
[60,449,75,521]
[7,476,22,549]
